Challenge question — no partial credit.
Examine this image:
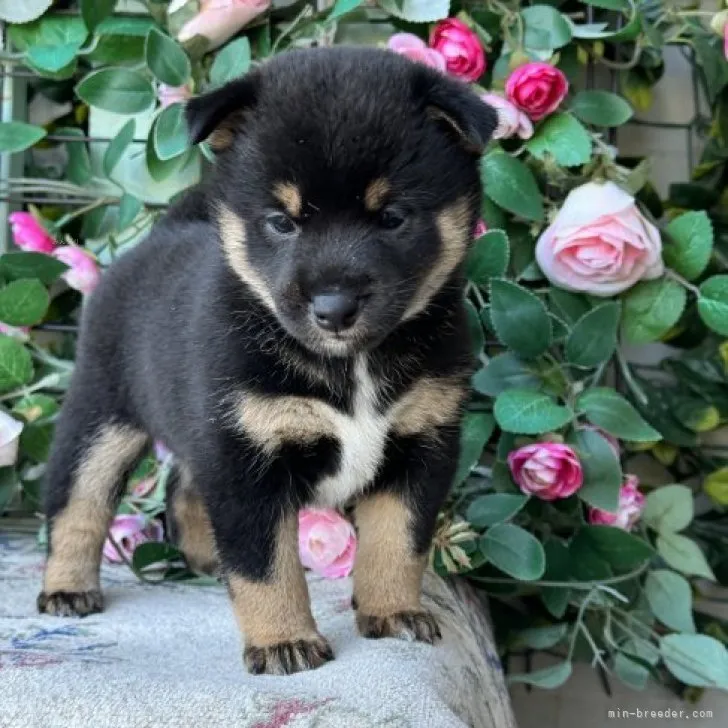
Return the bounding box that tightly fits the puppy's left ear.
[413,69,498,154]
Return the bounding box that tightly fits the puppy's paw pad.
[244,635,334,675]
[37,590,103,617]
[358,610,441,644]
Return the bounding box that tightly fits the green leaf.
[616,637,660,690]
[103,119,136,178]
[482,152,544,222]
[644,570,696,633]
[453,412,494,486]
[489,279,551,358]
[565,302,620,367]
[526,113,591,168]
[132,540,183,571]
[0,0,52,23]
[118,194,143,231]
[56,127,91,186]
[0,253,66,285]
[578,388,662,442]
[20,423,53,462]
[693,37,728,105]
[572,525,653,572]
[698,276,728,336]
[664,211,713,282]
[642,484,693,533]
[76,68,155,115]
[516,623,569,650]
[146,136,194,183]
[466,230,509,284]
[145,27,191,87]
[472,352,540,397]
[656,532,715,580]
[0,122,46,153]
[494,389,573,435]
[621,278,687,344]
[153,103,189,161]
[13,393,59,422]
[0,279,49,327]
[548,289,590,326]
[466,493,529,528]
[0,335,33,392]
[508,661,572,689]
[81,0,116,32]
[570,90,633,127]
[522,5,572,51]
[96,16,156,37]
[329,0,364,19]
[377,0,450,22]
[465,299,484,357]
[542,538,571,618]
[210,37,251,88]
[569,428,622,513]
[660,634,728,689]
[480,523,546,581]
[22,16,87,74]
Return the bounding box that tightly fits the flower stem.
[615,349,649,407]
[665,268,700,296]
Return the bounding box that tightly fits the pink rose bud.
[0,323,30,341]
[589,475,645,531]
[535,181,664,297]
[52,246,101,296]
[102,514,164,564]
[8,212,57,254]
[0,410,23,467]
[178,0,271,51]
[505,62,569,121]
[157,83,192,108]
[480,93,534,140]
[298,508,356,579]
[473,219,488,238]
[429,18,486,82]
[508,442,583,501]
[387,33,447,72]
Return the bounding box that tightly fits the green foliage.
[621,278,687,343]
[664,211,713,281]
[482,153,544,222]
[577,388,661,442]
[480,523,546,580]
[76,68,155,114]
[0,122,46,153]
[569,428,622,512]
[525,113,592,168]
[565,302,620,367]
[570,90,633,127]
[494,389,573,434]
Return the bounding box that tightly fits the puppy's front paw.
[357,610,441,644]
[244,635,334,675]
[37,589,103,617]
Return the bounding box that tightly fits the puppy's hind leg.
[38,398,149,617]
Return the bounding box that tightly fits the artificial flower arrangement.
[1,0,728,700]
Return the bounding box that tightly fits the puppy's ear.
[185,75,259,152]
[413,69,497,154]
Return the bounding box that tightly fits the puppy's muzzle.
[311,291,364,332]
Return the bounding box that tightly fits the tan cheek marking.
[390,376,468,437]
[353,493,426,617]
[273,182,302,218]
[403,197,472,321]
[217,204,277,313]
[228,514,318,646]
[43,425,148,593]
[235,392,337,453]
[364,178,390,211]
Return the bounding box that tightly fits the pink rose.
[298,508,356,579]
[0,323,30,341]
[589,475,644,530]
[508,442,583,501]
[535,181,664,297]
[505,62,568,121]
[725,25,728,60]
[158,83,192,108]
[177,0,271,51]
[52,246,101,296]
[102,514,164,564]
[473,219,488,238]
[8,212,56,254]
[0,410,23,467]
[429,19,485,82]
[578,424,620,458]
[480,93,533,140]
[387,33,446,72]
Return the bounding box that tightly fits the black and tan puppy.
[37,46,497,675]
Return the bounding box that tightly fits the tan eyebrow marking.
[364,178,390,211]
[273,182,302,218]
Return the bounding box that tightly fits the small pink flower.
[724,25,728,60]
[480,93,533,140]
[177,0,271,51]
[154,440,172,462]
[8,212,56,254]
[298,508,356,579]
[52,246,101,296]
[387,33,446,72]
[0,323,30,341]
[589,475,645,531]
[0,410,23,467]
[579,424,620,458]
[474,219,488,238]
[429,18,485,82]
[508,442,583,501]
[157,83,192,108]
[102,514,164,564]
[132,476,158,499]
[505,62,568,121]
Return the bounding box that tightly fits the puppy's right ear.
[185,75,259,152]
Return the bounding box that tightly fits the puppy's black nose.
[312,292,360,332]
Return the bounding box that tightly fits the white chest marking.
[315,356,391,507]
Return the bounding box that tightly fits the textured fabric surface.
[0,530,516,728]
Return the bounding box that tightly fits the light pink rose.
[387,33,446,72]
[535,181,664,296]
[480,93,533,140]
[52,246,101,296]
[430,18,485,82]
[298,508,356,579]
[474,219,488,238]
[102,514,164,564]
[0,410,23,467]
[8,212,56,254]
[158,83,192,108]
[0,323,30,341]
[177,0,271,51]
[508,442,583,501]
[578,424,620,458]
[589,475,645,530]
[505,62,568,121]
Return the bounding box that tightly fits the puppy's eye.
[379,207,405,230]
[266,212,298,236]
